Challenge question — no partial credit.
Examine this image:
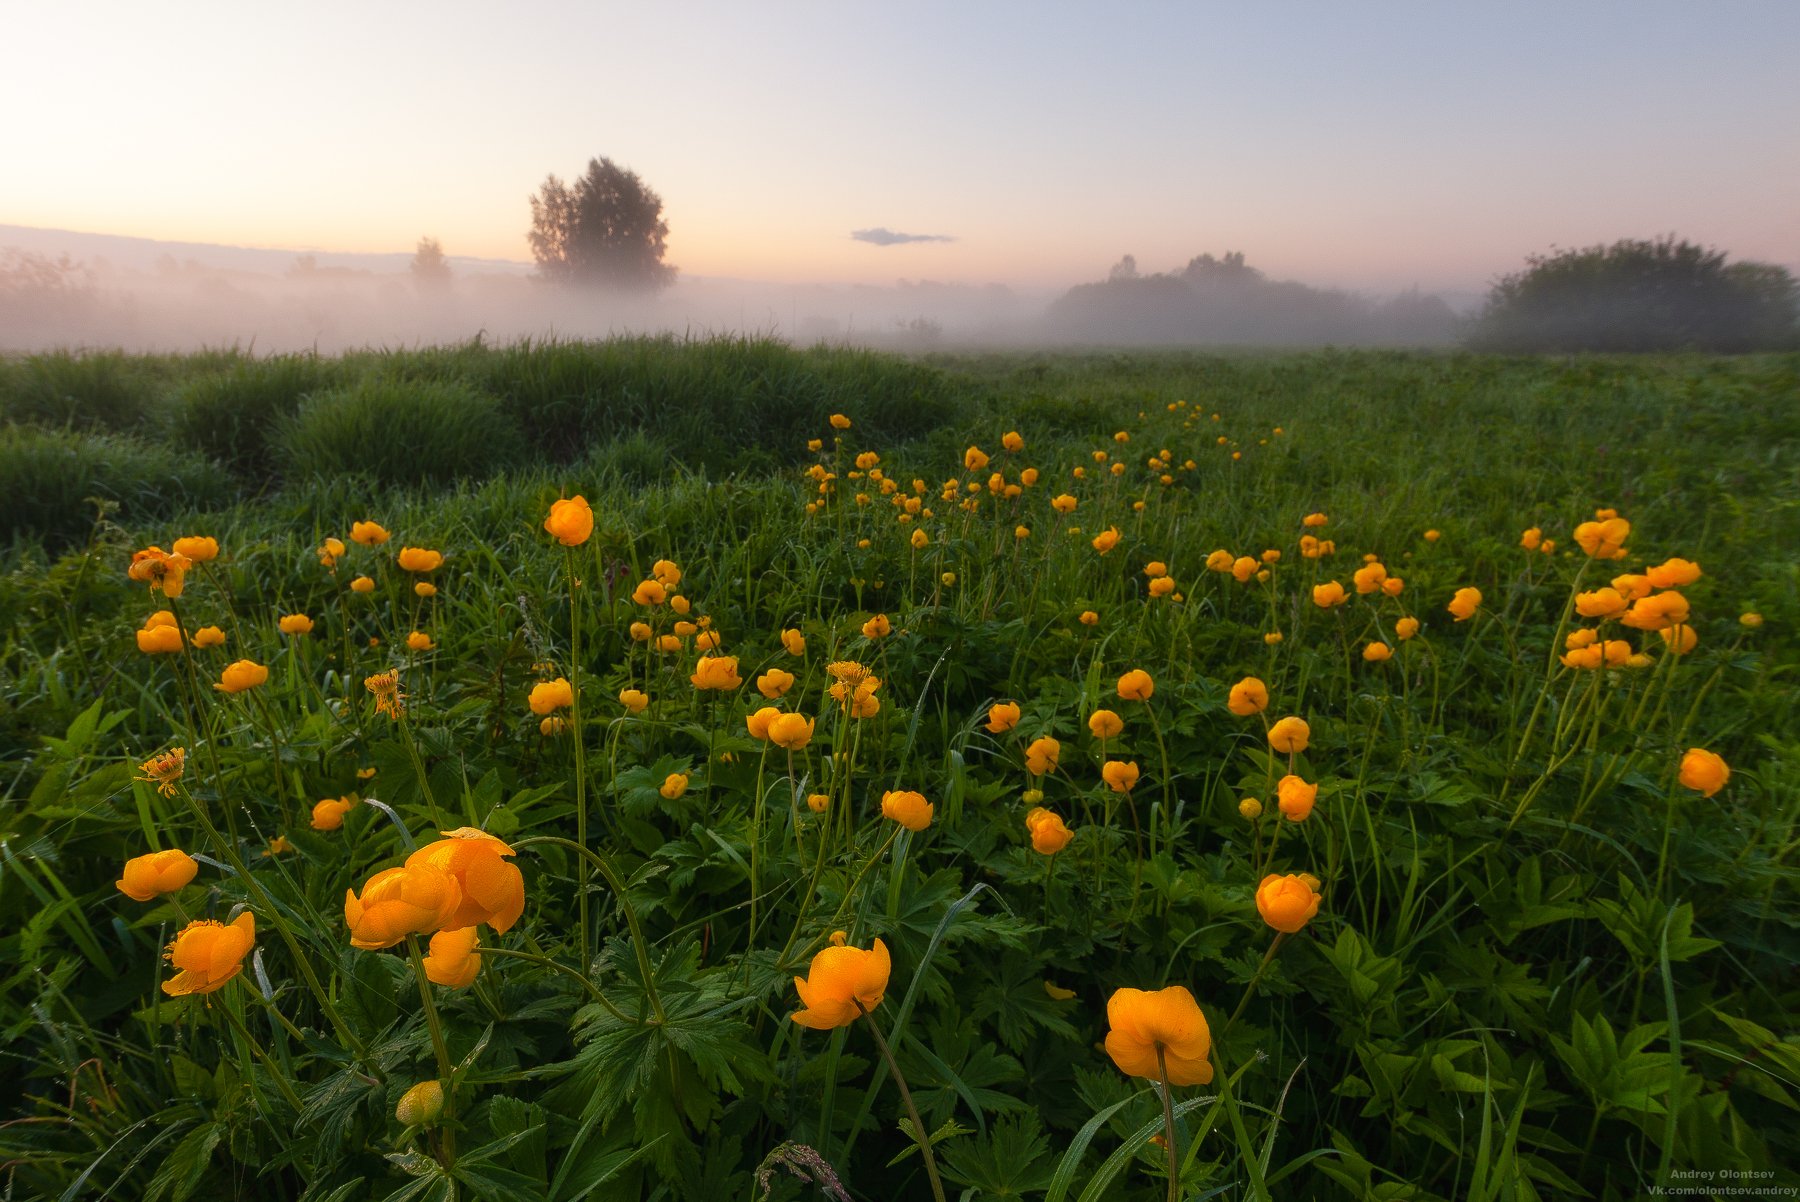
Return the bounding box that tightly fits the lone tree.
[528,157,676,291]
[1467,236,1798,352]
[410,237,451,290]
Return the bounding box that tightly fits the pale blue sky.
[5,1,1795,290]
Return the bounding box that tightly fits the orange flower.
[127,546,191,598]
[136,747,186,796]
[136,622,185,654]
[350,575,376,594]
[1091,527,1121,555]
[1277,774,1317,821]
[173,536,218,563]
[365,669,405,718]
[162,912,255,995]
[881,789,934,831]
[861,613,891,639]
[1646,557,1702,589]
[768,712,815,750]
[1024,807,1073,853]
[660,773,689,800]
[829,413,852,430]
[345,863,462,949]
[1267,716,1310,754]
[616,688,649,715]
[405,828,525,933]
[781,628,807,656]
[1395,617,1419,640]
[423,926,481,988]
[1678,748,1728,798]
[746,705,780,741]
[191,625,226,648]
[1353,563,1387,594]
[1227,677,1268,716]
[1363,642,1392,662]
[691,655,742,691]
[528,677,574,714]
[1256,873,1321,933]
[1620,591,1689,632]
[791,938,890,1029]
[318,537,346,568]
[117,848,199,901]
[1447,587,1482,622]
[1025,736,1061,776]
[1051,493,1078,515]
[1659,625,1698,655]
[214,659,269,693]
[1573,517,1630,560]
[311,796,356,831]
[279,613,314,636]
[1312,581,1349,609]
[350,520,391,545]
[396,547,444,573]
[407,630,435,651]
[1101,760,1140,793]
[1575,587,1628,618]
[1231,556,1257,583]
[1104,986,1214,1085]
[1302,512,1328,528]
[1079,610,1099,626]
[986,702,1021,733]
[1002,431,1024,452]
[1116,669,1154,701]
[1088,709,1124,739]
[543,495,594,546]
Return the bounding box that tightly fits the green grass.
[0,340,1796,1201]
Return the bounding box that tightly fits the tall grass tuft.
[168,353,341,479]
[274,376,527,487]
[0,425,233,548]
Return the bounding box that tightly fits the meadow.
[1,341,1797,1201]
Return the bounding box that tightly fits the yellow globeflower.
[214,659,269,693]
[162,913,255,995]
[543,495,594,546]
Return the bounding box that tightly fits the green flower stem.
[1223,932,1286,1034]
[215,990,305,1114]
[477,946,631,1023]
[512,836,667,1028]
[405,936,457,1162]
[857,1002,947,1202]
[1155,1044,1179,1202]
[395,707,447,831]
[174,783,370,1061]
[564,547,591,966]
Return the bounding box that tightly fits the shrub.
[1468,236,1800,353]
[168,354,340,479]
[0,425,233,549]
[273,377,526,487]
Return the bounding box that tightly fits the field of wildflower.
[1,344,1797,1201]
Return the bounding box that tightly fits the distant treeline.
[1046,252,1460,347]
[1049,239,1799,352]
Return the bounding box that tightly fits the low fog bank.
[0,230,1469,355]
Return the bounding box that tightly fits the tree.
[528,157,676,291]
[1467,236,1799,352]
[410,237,452,290]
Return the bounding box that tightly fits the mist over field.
[0,225,1475,354]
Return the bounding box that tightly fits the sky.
[5,1,1797,294]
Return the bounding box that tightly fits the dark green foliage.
[273,376,527,487]
[167,353,341,479]
[0,425,232,548]
[1468,236,1800,352]
[477,335,962,469]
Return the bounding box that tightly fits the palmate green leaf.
[970,952,1082,1053]
[939,1111,1057,1199]
[888,1117,974,1166]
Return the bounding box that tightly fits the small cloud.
[852,227,955,246]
